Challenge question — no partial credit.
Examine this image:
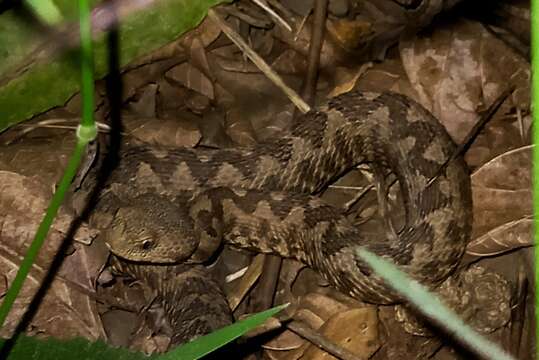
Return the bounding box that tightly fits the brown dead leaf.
[1,131,76,183]
[263,329,305,360]
[189,37,214,83]
[0,171,104,340]
[124,117,201,148]
[272,12,345,70]
[156,78,188,116]
[467,218,532,257]
[166,62,215,100]
[184,91,211,114]
[126,83,158,117]
[301,307,379,360]
[181,13,223,49]
[467,145,532,257]
[400,18,530,143]
[271,49,309,76]
[299,293,351,323]
[227,254,265,311]
[327,18,373,52]
[212,48,262,73]
[198,110,234,148]
[225,107,258,146]
[329,63,373,97]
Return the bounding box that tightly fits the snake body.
[99,91,473,304]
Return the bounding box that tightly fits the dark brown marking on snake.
[291,110,328,149]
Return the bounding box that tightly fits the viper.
[95,91,473,305]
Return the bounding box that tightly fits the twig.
[342,185,373,213]
[513,91,525,142]
[287,320,365,360]
[207,8,311,114]
[4,118,110,145]
[250,0,292,31]
[249,255,282,312]
[227,254,265,311]
[508,263,527,358]
[300,0,328,106]
[427,86,515,187]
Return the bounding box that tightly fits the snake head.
[103,194,199,263]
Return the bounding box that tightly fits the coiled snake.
[98,91,473,305]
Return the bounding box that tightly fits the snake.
[96,90,473,305]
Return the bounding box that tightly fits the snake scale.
[97,90,473,306]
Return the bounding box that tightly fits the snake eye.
[141,240,154,251]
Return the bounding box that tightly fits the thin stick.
[427,86,514,187]
[250,0,292,31]
[287,320,365,360]
[227,254,265,311]
[207,8,311,114]
[300,0,328,106]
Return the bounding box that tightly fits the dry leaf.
[298,293,351,323]
[0,171,103,340]
[181,15,222,49]
[467,145,532,257]
[156,78,188,115]
[327,18,373,51]
[198,110,235,148]
[301,307,379,360]
[225,107,258,146]
[166,62,215,100]
[126,83,158,117]
[329,63,373,97]
[125,117,201,148]
[467,218,532,257]
[400,18,530,143]
[189,37,214,83]
[270,49,309,76]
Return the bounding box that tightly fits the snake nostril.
[141,240,153,250]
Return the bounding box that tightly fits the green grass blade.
[0,141,87,329]
[0,335,156,359]
[158,303,289,360]
[356,248,515,360]
[78,0,96,131]
[0,0,96,330]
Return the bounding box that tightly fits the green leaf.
[0,335,157,360]
[159,303,289,360]
[0,0,229,132]
[24,0,63,25]
[0,304,286,359]
[356,248,515,360]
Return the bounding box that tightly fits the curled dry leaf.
[0,171,103,340]
[328,63,373,98]
[400,18,530,143]
[467,145,532,257]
